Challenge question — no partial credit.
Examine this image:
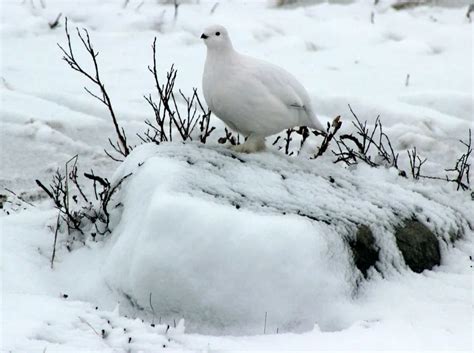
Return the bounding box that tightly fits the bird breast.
[203,56,304,136]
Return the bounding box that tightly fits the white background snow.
[1,0,473,351]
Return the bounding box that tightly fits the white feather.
[201,24,325,147]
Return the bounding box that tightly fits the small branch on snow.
[392,0,428,11]
[50,210,61,269]
[210,2,219,14]
[37,155,132,249]
[78,316,101,336]
[149,292,157,326]
[408,130,471,191]
[218,128,239,146]
[407,147,426,179]
[173,0,180,22]
[48,12,62,29]
[3,187,35,207]
[57,18,130,160]
[140,37,215,144]
[263,311,267,334]
[467,4,474,22]
[135,1,145,12]
[441,129,472,191]
[332,105,401,172]
[313,116,342,159]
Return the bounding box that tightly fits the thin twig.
[4,188,35,207]
[51,210,61,269]
[58,18,130,159]
[48,12,62,29]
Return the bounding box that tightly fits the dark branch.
[58,18,130,159]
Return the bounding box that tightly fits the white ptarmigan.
[201,24,325,153]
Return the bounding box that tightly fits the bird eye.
[215,32,220,36]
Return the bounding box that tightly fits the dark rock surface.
[350,225,380,277]
[350,220,442,276]
[395,219,441,273]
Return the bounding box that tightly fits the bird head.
[200,25,233,51]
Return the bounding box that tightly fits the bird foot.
[230,136,266,153]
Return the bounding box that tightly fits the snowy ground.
[1,0,473,351]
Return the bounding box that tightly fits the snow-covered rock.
[2,0,472,349]
[103,142,472,334]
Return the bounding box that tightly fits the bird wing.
[244,56,309,112]
[239,55,325,130]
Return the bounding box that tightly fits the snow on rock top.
[103,142,472,335]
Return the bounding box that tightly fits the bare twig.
[333,105,399,170]
[173,0,180,22]
[37,154,133,247]
[140,38,216,145]
[48,12,62,29]
[218,128,238,146]
[83,171,132,233]
[392,0,427,11]
[210,2,219,14]
[78,316,100,336]
[331,106,470,191]
[283,128,294,156]
[407,147,426,179]
[58,18,130,159]
[263,311,267,334]
[313,116,342,158]
[149,293,156,326]
[36,169,84,236]
[408,130,471,191]
[467,4,474,22]
[269,117,340,158]
[51,210,61,269]
[135,1,145,12]
[443,129,472,190]
[3,188,35,207]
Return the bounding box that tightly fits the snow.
[104,147,353,335]
[1,0,473,351]
[2,203,472,350]
[101,142,472,336]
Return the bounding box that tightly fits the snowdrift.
[102,142,471,334]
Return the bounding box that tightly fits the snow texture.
[102,142,472,335]
[1,0,473,351]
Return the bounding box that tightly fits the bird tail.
[307,109,326,132]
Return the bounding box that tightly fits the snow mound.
[103,143,471,334]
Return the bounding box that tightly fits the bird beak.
[201,33,208,39]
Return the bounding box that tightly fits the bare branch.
[313,116,342,158]
[58,18,130,159]
[49,12,62,29]
[141,38,216,145]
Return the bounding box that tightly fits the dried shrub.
[408,130,472,191]
[333,105,400,171]
[332,105,471,191]
[138,39,215,145]
[271,116,341,157]
[35,156,132,266]
[58,18,131,161]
